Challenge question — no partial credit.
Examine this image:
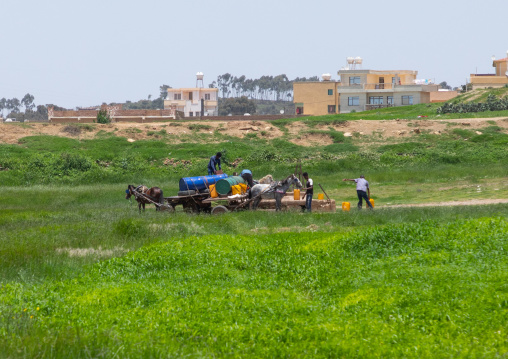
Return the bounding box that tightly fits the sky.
[0,0,507,109]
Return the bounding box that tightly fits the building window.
[348,97,359,106]
[174,94,181,100]
[328,105,336,113]
[328,89,333,95]
[401,96,413,105]
[204,93,211,100]
[189,112,193,117]
[369,96,383,105]
[349,76,361,85]
[387,96,394,105]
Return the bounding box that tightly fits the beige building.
[293,75,339,116]
[294,59,456,115]
[470,52,508,90]
[164,73,219,117]
[337,68,443,113]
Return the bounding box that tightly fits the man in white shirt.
[343,175,373,209]
[301,172,313,212]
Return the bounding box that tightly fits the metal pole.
[318,183,331,201]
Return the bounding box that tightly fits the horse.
[250,174,302,211]
[126,184,164,212]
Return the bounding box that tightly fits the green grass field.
[1,101,508,357]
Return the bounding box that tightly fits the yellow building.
[470,52,508,90]
[293,75,339,116]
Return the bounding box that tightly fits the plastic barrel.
[318,193,324,200]
[293,189,300,200]
[179,174,228,192]
[342,202,351,211]
[215,176,246,195]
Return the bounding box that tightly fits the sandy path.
[386,198,508,208]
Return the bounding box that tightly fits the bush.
[96,109,111,124]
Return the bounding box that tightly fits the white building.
[164,74,219,117]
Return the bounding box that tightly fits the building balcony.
[365,104,395,111]
[338,83,439,93]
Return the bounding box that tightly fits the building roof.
[167,88,218,92]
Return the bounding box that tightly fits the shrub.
[96,109,111,124]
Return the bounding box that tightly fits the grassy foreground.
[1,214,508,357]
[1,181,508,357]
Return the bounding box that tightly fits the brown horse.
[126,185,164,212]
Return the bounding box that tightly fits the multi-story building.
[164,73,219,117]
[294,58,456,115]
[337,67,441,113]
[293,74,339,116]
[470,51,508,90]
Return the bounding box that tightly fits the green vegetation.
[1,102,508,356]
[95,109,111,124]
[1,190,507,357]
[438,93,508,114]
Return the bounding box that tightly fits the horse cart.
[127,174,335,214]
[163,174,266,214]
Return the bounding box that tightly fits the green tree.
[96,109,111,124]
[219,96,256,116]
[0,98,6,117]
[21,93,35,113]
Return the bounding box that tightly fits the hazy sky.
[1,0,507,109]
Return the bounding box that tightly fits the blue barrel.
[179,174,228,192]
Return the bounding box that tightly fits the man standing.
[207,152,222,175]
[240,169,254,188]
[343,175,373,209]
[301,172,313,212]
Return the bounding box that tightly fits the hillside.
[1,105,508,357]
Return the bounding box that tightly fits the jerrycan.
[318,193,324,200]
[369,198,375,208]
[294,189,300,200]
[342,202,351,211]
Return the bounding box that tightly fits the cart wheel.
[211,205,229,215]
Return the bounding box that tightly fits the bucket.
[215,176,246,195]
[318,193,324,200]
[342,202,351,211]
[209,184,218,198]
[179,174,228,192]
[294,189,300,200]
[369,198,375,208]
[231,183,248,195]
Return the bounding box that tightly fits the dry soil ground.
[1,117,508,145]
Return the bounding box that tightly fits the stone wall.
[48,104,177,123]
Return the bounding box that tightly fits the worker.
[301,172,313,212]
[207,152,222,175]
[343,175,373,209]
[240,169,254,188]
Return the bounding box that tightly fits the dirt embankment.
[1,117,507,146]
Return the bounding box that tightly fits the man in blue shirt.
[207,152,222,175]
[343,175,373,209]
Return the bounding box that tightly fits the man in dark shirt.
[207,152,222,175]
[301,172,313,212]
[240,169,254,188]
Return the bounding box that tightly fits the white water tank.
[196,72,204,80]
[347,57,355,64]
[322,73,332,81]
[355,57,363,64]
